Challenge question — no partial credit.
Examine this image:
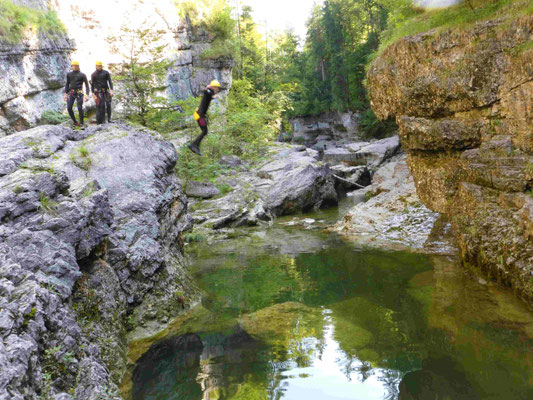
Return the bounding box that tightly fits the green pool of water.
[124,225,533,400]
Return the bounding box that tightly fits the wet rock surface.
[368,14,533,303]
[0,123,196,399]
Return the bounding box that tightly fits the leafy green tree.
[233,5,265,88]
[107,25,172,125]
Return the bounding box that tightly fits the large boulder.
[185,181,220,199]
[0,123,196,399]
[187,144,338,230]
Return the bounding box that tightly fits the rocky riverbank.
[0,117,461,399]
[0,122,197,399]
[368,13,533,304]
[184,134,404,240]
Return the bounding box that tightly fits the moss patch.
[0,0,65,43]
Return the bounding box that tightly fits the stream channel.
[121,201,533,400]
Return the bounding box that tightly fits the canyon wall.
[368,14,533,303]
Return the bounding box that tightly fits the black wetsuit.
[196,88,215,136]
[64,70,90,125]
[91,69,113,123]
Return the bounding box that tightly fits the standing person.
[187,80,222,156]
[90,61,114,124]
[63,61,90,128]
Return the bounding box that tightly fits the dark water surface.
[123,219,533,400]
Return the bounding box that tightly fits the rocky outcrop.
[0,2,74,136]
[334,155,449,251]
[187,135,405,235]
[0,123,196,399]
[368,14,533,302]
[188,144,338,231]
[168,17,234,100]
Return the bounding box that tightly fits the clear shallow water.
[123,223,533,400]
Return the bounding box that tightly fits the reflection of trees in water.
[132,240,533,400]
[132,327,272,400]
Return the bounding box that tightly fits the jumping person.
[63,61,90,128]
[187,80,222,156]
[90,61,114,124]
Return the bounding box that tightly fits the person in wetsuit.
[63,61,90,128]
[90,61,114,124]
[187,79,222,156]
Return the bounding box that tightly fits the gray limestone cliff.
[0,2,74,136]
[0,122,197,399]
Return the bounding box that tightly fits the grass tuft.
[371,0,532,63]
[0,0,66,43]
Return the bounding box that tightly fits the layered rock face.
[168,17,234,100]
[368,15,533,302]
[0,123,195,399]
[0,2,74,136]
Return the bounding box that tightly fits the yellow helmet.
[209,79,221,88]
[71,61,80,66]
[95,61,103,66]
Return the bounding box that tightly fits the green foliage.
[22,307,37,328]
[0,0,65,43]
[202,38,238,60]
[376,0,532,59]
[70,145,92,170]
[176,149,225,182]
[176,0,237,60]
[288,0,400,136]
[81,182,96,198]
[107,26,172,125]
[183,232,206,243]
[216,183,233,195]
[40,345,76,399]
[157,77,288,183]
[359,107,397,139]
[223,78,290,157]
[39,110,70,125]
[39,193,57,215]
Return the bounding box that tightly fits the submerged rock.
[0,123,196,399]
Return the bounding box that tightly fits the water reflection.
[125,227,533,400]
[276,312,402,400]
